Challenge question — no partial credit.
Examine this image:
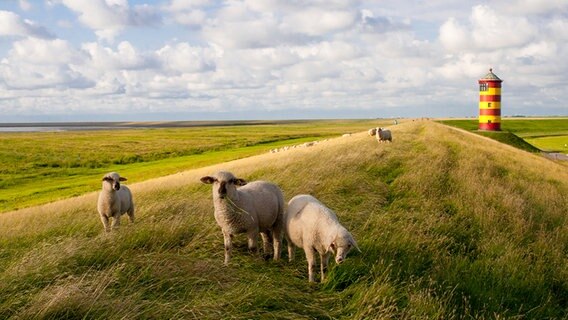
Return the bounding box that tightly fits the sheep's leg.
[272,228,282,261]
[247,230,259,255]
[304,246,317,283]
[320,252,331,282]
[110,214,120,230]
[100,214,110,232]
[127,207,135,224]
[223,231,233,266]
[260,232,271,258]
[286,236,295,262]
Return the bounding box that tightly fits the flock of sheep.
[96,127,391,283]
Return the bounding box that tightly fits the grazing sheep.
[200,171,284,265]
[97,172,134,232]
[285,194,360,282]
[368,128,377,136]
[376,127,392,142]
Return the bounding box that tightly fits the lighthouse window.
[480,83,488,91]
[488,103,492,108]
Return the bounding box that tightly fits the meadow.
[0,119,387,212]
[438,118,568,153]
[0,120,566,319]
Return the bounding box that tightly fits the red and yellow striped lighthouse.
[478,68,503,131]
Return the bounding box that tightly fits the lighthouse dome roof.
[481,68,502,81]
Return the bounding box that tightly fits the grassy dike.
[0,120,567,319]
[438,118,568,154]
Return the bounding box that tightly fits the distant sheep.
[269,140,319,153]
[284,194,360,282]
[200,171,284,265]
[376,127,392,142]
[97,172,134,232]
[368,128,377,136]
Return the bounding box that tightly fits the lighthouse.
[478,68,502,131]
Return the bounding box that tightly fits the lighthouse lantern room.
[478,68,503,131]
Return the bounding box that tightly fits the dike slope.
[1,121,567,319]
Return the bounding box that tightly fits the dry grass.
[1,120,567,319]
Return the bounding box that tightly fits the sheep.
[200,171,285,265]
[284,194,360,282]
[376,127,392,142]
[368,128,377,136]
[97,172,135,232]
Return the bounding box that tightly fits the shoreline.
[0,119,340,132]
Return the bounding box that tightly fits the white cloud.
[470,5,536,50]
[58,0,160,42]
[280,8,357,36]
[439,18,471,53]
[203,17,283,49]
[156,43,216,73]
[0,38,92,90]
[439,5,538,52]
[494,0,568,15]
[0,10,54,39]
[166,0,212,11]
[82,41,158,70]
[163,0,210,26]
[547,17,568,40]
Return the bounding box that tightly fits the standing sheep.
[97,172,135,232]
[285,194,360,282]
[376,127,392,142]
[200,171,284,265]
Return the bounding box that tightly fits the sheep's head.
[328,228,360,264]
[200,171,247,200]
[102,172,127,191]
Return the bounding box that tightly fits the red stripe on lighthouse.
[479,109,501,116]
[480,95,501,102]
[478,81,502,88]
[479,123,501,131]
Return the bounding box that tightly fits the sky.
[0,0,567,122]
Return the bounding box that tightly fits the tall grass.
[0,120,566,319]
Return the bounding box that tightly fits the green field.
[1,121,566,319]
[0,120,388,212]
[438,118,568,153]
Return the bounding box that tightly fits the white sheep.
[376,127,392,142]
[368,128,377,136]
[200,171,284,265]
[97,172,135,232]
[285,194,360,282]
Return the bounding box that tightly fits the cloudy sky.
[0,0,567,122]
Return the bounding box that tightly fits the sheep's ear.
[327,242,336,253]
[200,176,216,184]
[351,238,361,253]
[234,178,247,186]
[119,177,127,181]
[102,177,112,182]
